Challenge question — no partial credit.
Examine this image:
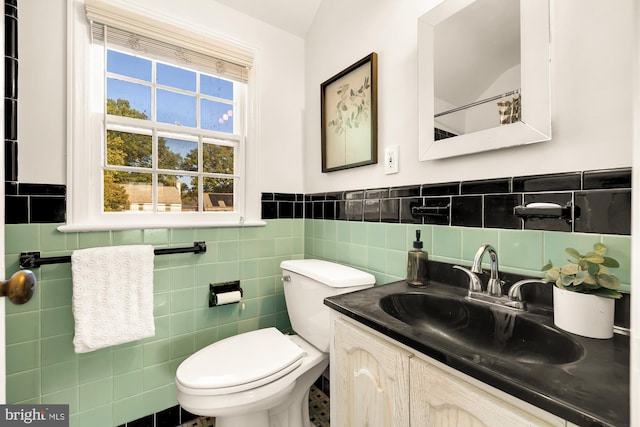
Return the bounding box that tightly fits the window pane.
[201,99,234,133]
[201,74,233,100]
[104,171,152,212]
[158,175,198,212]
[106,130,152,168]
[159,137,198,171]
[157,62,196,92]
[203,143,234,174]
[203,177,234,211]
[107,50,151,81]
[107,79,152,119]
[157,89,196,127]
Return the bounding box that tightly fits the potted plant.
[541,243,622,339]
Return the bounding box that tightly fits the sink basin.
[379,292,584,365]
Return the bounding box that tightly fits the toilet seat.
[176,328,306,394]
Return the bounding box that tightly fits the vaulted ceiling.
[212,0,322,37]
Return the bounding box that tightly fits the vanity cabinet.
[332,318,412,427]
[331,316,567,427]
[410,357,564,426]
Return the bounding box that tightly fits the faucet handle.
[507,279,547,302]
[453,265,482,292]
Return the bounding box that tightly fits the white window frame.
[63,0,264,232]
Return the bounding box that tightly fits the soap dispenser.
[407,230,429,287]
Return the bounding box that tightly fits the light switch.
[384,145,399,174]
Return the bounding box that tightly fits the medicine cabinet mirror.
[418,0,551,160]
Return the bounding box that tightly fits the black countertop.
[325,279,629,427]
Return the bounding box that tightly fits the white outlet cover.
[384,145,399,174]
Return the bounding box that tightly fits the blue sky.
[106,49,235,133]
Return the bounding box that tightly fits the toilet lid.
[176,328,305,390]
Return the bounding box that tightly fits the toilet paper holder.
[209,280,243,307]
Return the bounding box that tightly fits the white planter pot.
[553,286,615,339]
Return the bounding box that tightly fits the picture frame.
[321,52,378,172]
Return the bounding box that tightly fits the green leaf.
[582,280,599,289]
[561,263,579,275]
[561,274,575,287]
[541,261,553,271]
[597,273,621,290]
[601,256,620,268]
[589,287,622,299]
[574,270,586,284]
[583,252,604,264]
[546,268,560,281]
[565,247,581,260]
[586,262,599,277]
[593,242,606,255]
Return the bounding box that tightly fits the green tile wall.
[3,218,631,427]
[4,220,304,427]
[303,219,632,292]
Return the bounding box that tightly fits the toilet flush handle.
[281,275,291,283]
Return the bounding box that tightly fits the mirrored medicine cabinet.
[418,0,551,160]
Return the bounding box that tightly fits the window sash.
[101,46,244,214]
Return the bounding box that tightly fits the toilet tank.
[280,259,375,353]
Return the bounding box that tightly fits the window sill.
[57,219,267,233]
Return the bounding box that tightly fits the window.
[103,47,241,214]
[65,0,263,231]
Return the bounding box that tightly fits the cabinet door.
[333,319,412,427]
[410,357,565,427]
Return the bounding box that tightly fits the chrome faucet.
[454,244,525,310]
[453,245,546,311]
[506,279,547,310]
[471,244,502,296]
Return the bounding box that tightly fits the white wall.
[18,0,67,184]
[19,0,635,194]
[18,0,306,194]
[304,0,634,193]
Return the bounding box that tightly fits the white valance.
[85,0,253,82]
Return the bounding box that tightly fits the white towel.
[71,245,155,353]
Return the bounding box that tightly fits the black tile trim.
[263,168,632,236]
[583,168,632,190]
[421,182,459,196]
[5,183,67,224]
[461,178,511,195]
[513,172,582,192]
[18,182,66,196]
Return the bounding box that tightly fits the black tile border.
[4,183,67,224]
[117,404,206,427]
[268,167,632,235]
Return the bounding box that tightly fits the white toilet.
[175,259,375,427]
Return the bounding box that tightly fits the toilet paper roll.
[214,290,242,306]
